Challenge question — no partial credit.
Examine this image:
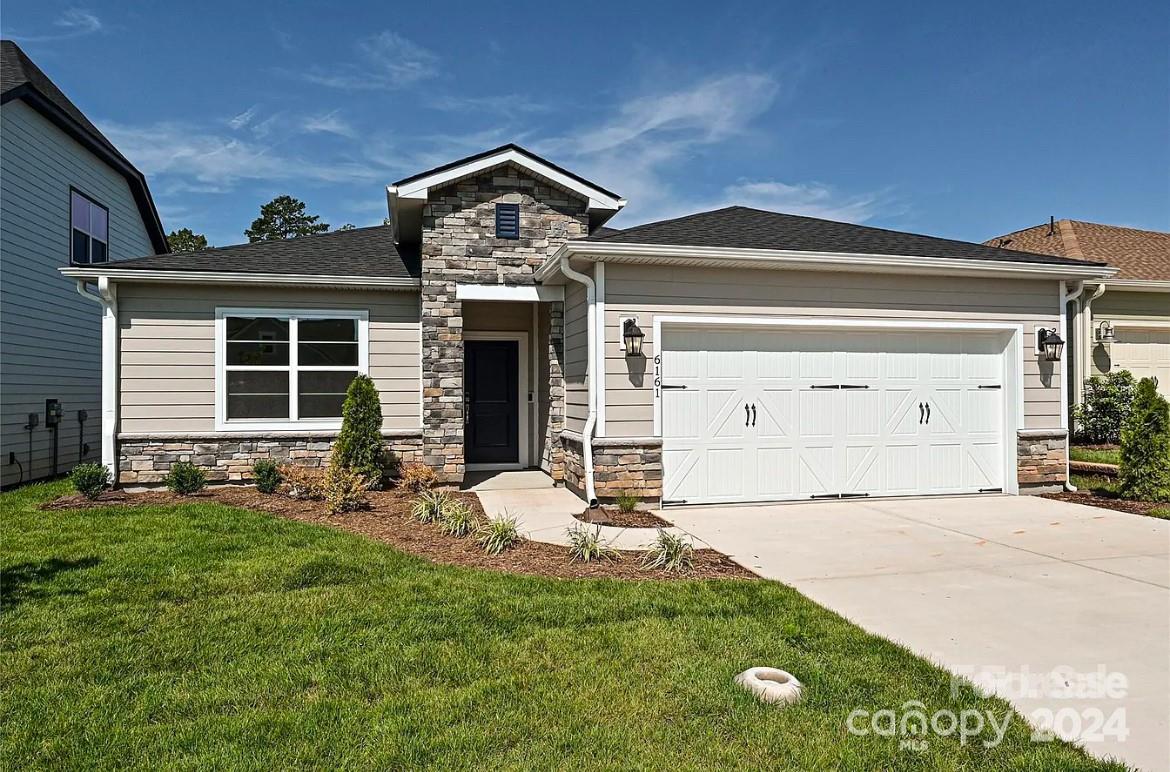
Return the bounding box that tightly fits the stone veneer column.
[420,275,464,482]
[544,301,565,480]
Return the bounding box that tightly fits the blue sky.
[7,1,1168,250]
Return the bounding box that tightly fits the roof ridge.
[1057,219,1084,259]
[116,223,394,263]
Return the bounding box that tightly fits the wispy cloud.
[228,105,260,130]
[303,110,355,138]
[426,93,550,115]
[12,8,104,42]
[303,31,439,90]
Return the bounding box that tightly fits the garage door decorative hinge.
[978,487,1003,493]
[661,499,688,505]
[810,384,870,390]
[810,493,871,499]
[660,384,687,390]
[977,385,1002,390]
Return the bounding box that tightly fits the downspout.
[75,277,118,477]
[1062,280,1086,492]
[1080,283,1106,404]
[556,253,599,507]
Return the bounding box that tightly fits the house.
[60,144,1116,506]
[1,40,167,488]
[987,220,1170,403]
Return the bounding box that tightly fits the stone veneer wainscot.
[1016,429,1068,493]
[560,431,663,504]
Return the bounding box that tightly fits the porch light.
[1095,320,1115,343]
[622,318,645,357]
[1037,328,1064,362]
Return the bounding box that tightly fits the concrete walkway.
[662,494,1170,771]
[466,471,703,550]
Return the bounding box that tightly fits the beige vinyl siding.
[117,283,421,434]
[563,278,589,433]
[599,263,1065,436]
[1093,289,1170,324]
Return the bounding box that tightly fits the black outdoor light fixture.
[1037,327,1064,362]
[1095,320,1116,343]
[622,317,645,357]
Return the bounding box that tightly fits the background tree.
[167,228,208,253]
[244,196,329,242]
[335,223,356,231]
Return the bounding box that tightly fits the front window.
[71,190,109,264]
[218,310,367,429]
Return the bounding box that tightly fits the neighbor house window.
[71,189,109,264]
[495,203,520,239]
[216,309,368,430]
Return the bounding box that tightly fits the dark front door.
[465,340,519,465]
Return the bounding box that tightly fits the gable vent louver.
[495,203,520,239]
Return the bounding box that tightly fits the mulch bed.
[1041,490,1166,517]
[573,506,672,528]
[44,487,755,581]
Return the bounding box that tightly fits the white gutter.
[75,278,118,476]
[1062,280,1086,492]
[60,267,419,289]
[537,241,1119,282]
[554,253,599,507]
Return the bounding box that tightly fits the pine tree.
[1118,377,1170,502]
[330,375,385,487]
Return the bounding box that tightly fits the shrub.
[70,463,110,500]
[642,529,694,573]
[330,374,385,487]
[252,460,281,494]
[616,491,640,514]
[1118,378,1170,502]
[477,512,522,555]
[438,499,479,537]
[164,461,206,495]
[566,524,618,563]
[1073,370,1137,444]
[411,489,450,524]
[399,463,438,493]
[324,466,371,515]
[280,465,326,500]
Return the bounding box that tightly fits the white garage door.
[1109,326,1170,397]
[660,327,1008,505]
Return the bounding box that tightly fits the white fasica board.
[464,331,531,470]
[536,241,1119,282]
[1103,279,1170,291]
[59,267,420,289]
[651,315,1025,497]
[455,283,564,302]
[387,147,626,212]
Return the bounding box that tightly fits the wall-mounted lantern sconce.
[1095,320,1115,343]
[621,317,645,357]
[1036,327,1064,362]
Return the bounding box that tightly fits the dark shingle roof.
[105,225,419,279]
[591,225,622,239]
[1,40,168,254]
[592,206,1107,267]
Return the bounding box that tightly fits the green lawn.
[1,482,1122,770]
[1069,446,1121,466]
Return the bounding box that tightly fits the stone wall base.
[560,432,662,504]
[1017,429,1068,492]
[117,433,423,486]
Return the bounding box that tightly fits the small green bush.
[324,466,371,515]
[70,463,110,500]
[411,489,450,524]
[252,460,281,494]
[1073,370,1137,444]
[477,512,522,555]
[330,374,385,487]
[1118,378,1170,502]
[642,529,694,573]
[566,524,618,563]
[164,461,206,495]
[615,491,639,514]
[438,499,479,537]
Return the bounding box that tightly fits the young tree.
[330,374,385,487]
[1118,378,1170,502]
[244,195,329,242]
[167,228,209,253]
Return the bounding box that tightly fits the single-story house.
[62,144,1117,506]
[987,219,1169,403]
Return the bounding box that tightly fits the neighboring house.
[61,144,1114,506]
[1,40,168,488]
[987,220,1170,403]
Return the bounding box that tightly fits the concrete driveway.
[662,495,1170,771]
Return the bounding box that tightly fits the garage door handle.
[751,403,756,427]
[919,402,924,424]
[745,404,750,426]
[925,403,931,424]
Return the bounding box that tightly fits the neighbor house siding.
[1089,289,1170,384]
[599,264,1065,436]
[116,284,421,434]
[0,100,155,486]
[563,276,589,434]
[1092,289,1170,324]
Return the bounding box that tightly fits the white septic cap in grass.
[735,667,803,706]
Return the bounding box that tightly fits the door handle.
[925,403,931,424]
[745,403,750,426]
[919,402,924,424]
[751,403,757,427]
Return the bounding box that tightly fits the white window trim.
[215,307,369,432]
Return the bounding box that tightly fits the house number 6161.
[653,354,662,396]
